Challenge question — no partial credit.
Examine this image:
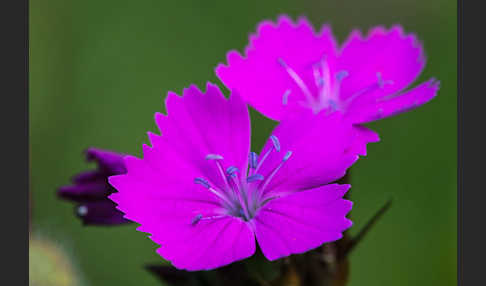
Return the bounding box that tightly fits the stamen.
[192,214,227,226]
[270,135,281,152]
[259,195,281,206]
[194,177,210,189]
[194,177,234,207]
[226,166,239,178]
[320,70,348,113]
[336,70,349,81]
[282,90,291,105]
[255,152,270,172]
[195,149,295,221]
[249,152,258,169]
[254,135,282,173]
[376,72,394,88]
[239,208,245,217]
[247,174,264,183]
[223,169,251,221]
[318,56,333,109]
[205,153,234,195]
[376,72,384,88]
[259,150,292,197]
[277,58,286,67]
[313,64,324,87]
[278,58,316,105]
[191,214,203,225]
[215,161,251,221]
[344,73,394,104]
[283,150,292,161]
[205,154,224,160]
[328,100,339,111]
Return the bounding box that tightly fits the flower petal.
[347,78,440,124]
[337,25,425,102]
[58,181,110,201]
[76,200,129,225]
[154,83,250,189]
[256,111,373,195]
[153,217,255,271]
[216,15,338,120]
[108,86,255,269]
[109,156,255,270]
[85,147,126,174]
[253,184,352,261]
[109,155,220,208]
[108,84,253,270]
[58,148,126,203]
[345,125,380,156]
[71,170,106,184]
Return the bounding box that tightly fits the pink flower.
[216,15,439,124]
[108,83,377,271]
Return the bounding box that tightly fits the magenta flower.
[58,148,129,225]
[216,15,439,123]
[108,83,378,270]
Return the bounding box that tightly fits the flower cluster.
[109,83,377,270]
[59,15,438,271]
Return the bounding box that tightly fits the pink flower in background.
[216,15,439,124]
[108,83,378,270]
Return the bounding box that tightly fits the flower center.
[278,56,393,114]
[192,135,292,224]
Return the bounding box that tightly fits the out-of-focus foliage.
[29,234,83,286]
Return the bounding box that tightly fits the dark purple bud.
[85,148,127,174]
[58,181,110,202]
[76,201,128,225]
[57,147,130,226]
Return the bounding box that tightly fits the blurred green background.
[30,0,456,285]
